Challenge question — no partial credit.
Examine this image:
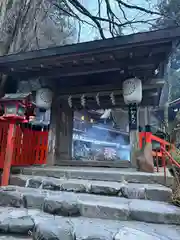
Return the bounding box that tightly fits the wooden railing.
[160,146,180,180]
[0,122,48,168]
[0,120,48,185]
[139,132,180,179]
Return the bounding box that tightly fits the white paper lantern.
[122,78,142,105]
[35,88,53,110]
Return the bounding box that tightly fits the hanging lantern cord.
[81,94,86,107]
[110,92,115,105]
[68,95,72,108]
[96,93,100,106]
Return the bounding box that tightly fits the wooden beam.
[0,43,170,71]
[3,54,165,80]
[61,94,160,110]
[19,46,168,68]
[67,99,159,110]
[57,80,163,99]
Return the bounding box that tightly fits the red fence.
[0,121,48,169]
[139,132,180,180]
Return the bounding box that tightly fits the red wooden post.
[1,123,15,186]
[0,121,8,169]
[139,132,143,149]
[145,132,152,144]
[156,149,159,172]
[161,143,166,182]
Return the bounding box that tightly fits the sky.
[72,0,159,42]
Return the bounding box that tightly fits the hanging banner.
[128,103,138,130]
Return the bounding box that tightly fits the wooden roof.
[0,93,31,101]
[0,27,180,107]
[0,27,179,79]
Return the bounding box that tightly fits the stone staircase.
[0,166,180,239]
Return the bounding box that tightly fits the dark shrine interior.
[4,76,18,94]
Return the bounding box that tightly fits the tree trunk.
[0,0,75,96]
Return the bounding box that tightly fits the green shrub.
[169,150,180,164]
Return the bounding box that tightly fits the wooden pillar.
[144,107,148,127]
[47,97,73,165]
[164,102,169,133]
[144,107,151,132]
[56,100,73,163]
[128,104,139,168]
[47,96,57,165]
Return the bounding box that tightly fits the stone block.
[42,179,61,191]
[26,178,42,188]
[75,224,113,240]
[7,215,34,234]
[23,192,45,209]
[0,190,23,208]
[77,234,113,240]
[33,221,75,240]
[145,185,172,202]
[121,184,145,199]
[43,192,80,216]
[136,143,154,173]
[78,200,130,220]
[61,181,87,193]
[0,208,34,234]
[114,227,161,240]
[129,199,180,225]
[89,182,121,196]
[9,175,27,187]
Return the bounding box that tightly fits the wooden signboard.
[128,103,138,130]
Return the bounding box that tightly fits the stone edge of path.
[9,175,173,202]
[0,207,180,240]
[0,185,179,225]
[18,167,174,187]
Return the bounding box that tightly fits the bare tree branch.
[77,21,81,43]
[97,0,103,18]
[52,0,163,39]
[116,0,160,15]
[68,0,106,38]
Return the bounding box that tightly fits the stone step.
[18,166,174,187]
[0,185,180,225]
[10,174,173,202]
[0,207,179,240]
[0,236,31,240]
